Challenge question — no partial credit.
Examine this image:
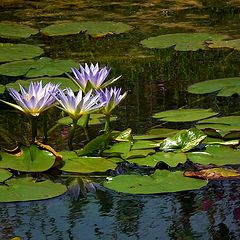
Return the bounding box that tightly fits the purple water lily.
[70,63,121,93]
[53,88,104,121]
[1,81,60,117]
[97,87,127,115]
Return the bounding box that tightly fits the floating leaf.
[160,128,207,152]
[103,170,207,194]
[123,149,155,159]
[103,141,131,157]
[188,77,240,97]
[203,137,239,146]
[132,140,161,150]
[0,57,77,77]
[153,109,218,122]
[208,38,240,51]
[0,177,67,202]
[60,151,118,173]
[187,145,240,166]
[41,21,132,37]
[0,22,38,39]
[0,144,56,172]
[114,128,133,142]
[184,168,240,180]
[0,168,12,182]
[141,33,227,51]
[0,43,43,62]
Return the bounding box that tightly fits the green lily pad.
[123,149,155,159]
[103,141,132,157]
[132,140,161,150]
[114,128,133,142]
[6,77,79,92]
[203,137,239,146]
[0,177,67,202]
[188,77,240,97]
[41,21,132,37]
[141,33,227,51]
[0,168,12,182]
[0,144,56,172]
[153,109,218,122]
[0,43,44,62]
[208,38,240,51]
[0,22,38,39]
[187,145,240,166]
[103,170,207,194]
[0,57,77,77]
[60,151,118,173]
[160,128,207,152]
[0,84,5,94]
[128,152,187,168]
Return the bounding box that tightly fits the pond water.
[1,0,240,239]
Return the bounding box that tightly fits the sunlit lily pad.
[188,77,240,97]
[0,144,56,172]
[187,145,240,166]
[132,140,161,150]
[104,170,207,194]
[41,21,132,37]
[203,137,239,146]
[208,38,240,51]
[160,128,207,152]
[0,177,67,202]
[0,22,38,39]
[60,151,118,173]
[0,43,44,62]
[0,57,77,77]
[141,33,227,51]
[114,128,133,142]
[153,109,218,122]
[103,141,131,157]
[0,168,12,182]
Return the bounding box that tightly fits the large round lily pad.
[0,57,77,77]
[0,177,67,202]
[104,170,207,194]
[141,33,227,51]
[41,21,132,37]
[0,144,56,172]
[0,22,38,39]
[188,77,240,97]
[153,109,218,122]
[0,43,44,62]
[0,168,12,182]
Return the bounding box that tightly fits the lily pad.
[0,144,56,172]
[103,170,207,194]
[188,77,240,97]
[123,149,155,159]
[0,177,67,202]
[41,21,132,37]
[0,57,77,77]
[60,151,118,173]
[153,109,218,122]
[141,33,227,51]
[160,128,207,152]
[0,168,12,182]
[0,84,5,94]
[208,38,240,51]
[187,145,240,166]
[132,140,161,150]
[0,22,38,39]
[0,43,44,62]
[103,141,131,157]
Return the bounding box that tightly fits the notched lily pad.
[153,109,218,122]
[103,170,207,194]
[0,22,38,39]
[0,168,12,182]
[41,21,132,37]
[0,43,44,62]
[0,177,67,202]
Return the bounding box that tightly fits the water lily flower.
[1,81,60,117]
[53,88,103,121]
[97,87,127,115]
[70,63,121,93]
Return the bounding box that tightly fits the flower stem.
[104,114,111,133]
[82,114,90,141]
[31,116,38,143]
[68,119,78,151]
[43,113,48,143]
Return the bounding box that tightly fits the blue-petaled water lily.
[53,88,103,121]
[1,81,60,117]
[70,63,121,93]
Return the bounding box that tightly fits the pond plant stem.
[82,114,90,141]
[43,113,48,143]
[68,119,78,151]
[104,114,111,133]
[31,116,38,143]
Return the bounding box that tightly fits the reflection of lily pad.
[141,33,227,51]
[0,43,44,62]
[41,21,132,37]
[0,168,12,182]
[0,177,67,202]
[187,145,240,166]
[153,109,218,122]
[0,57,77,77]
[188,77,240,97]
[104,170,207,194]
[0,22,38,39]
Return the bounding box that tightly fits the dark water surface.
[1,0,240,239]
